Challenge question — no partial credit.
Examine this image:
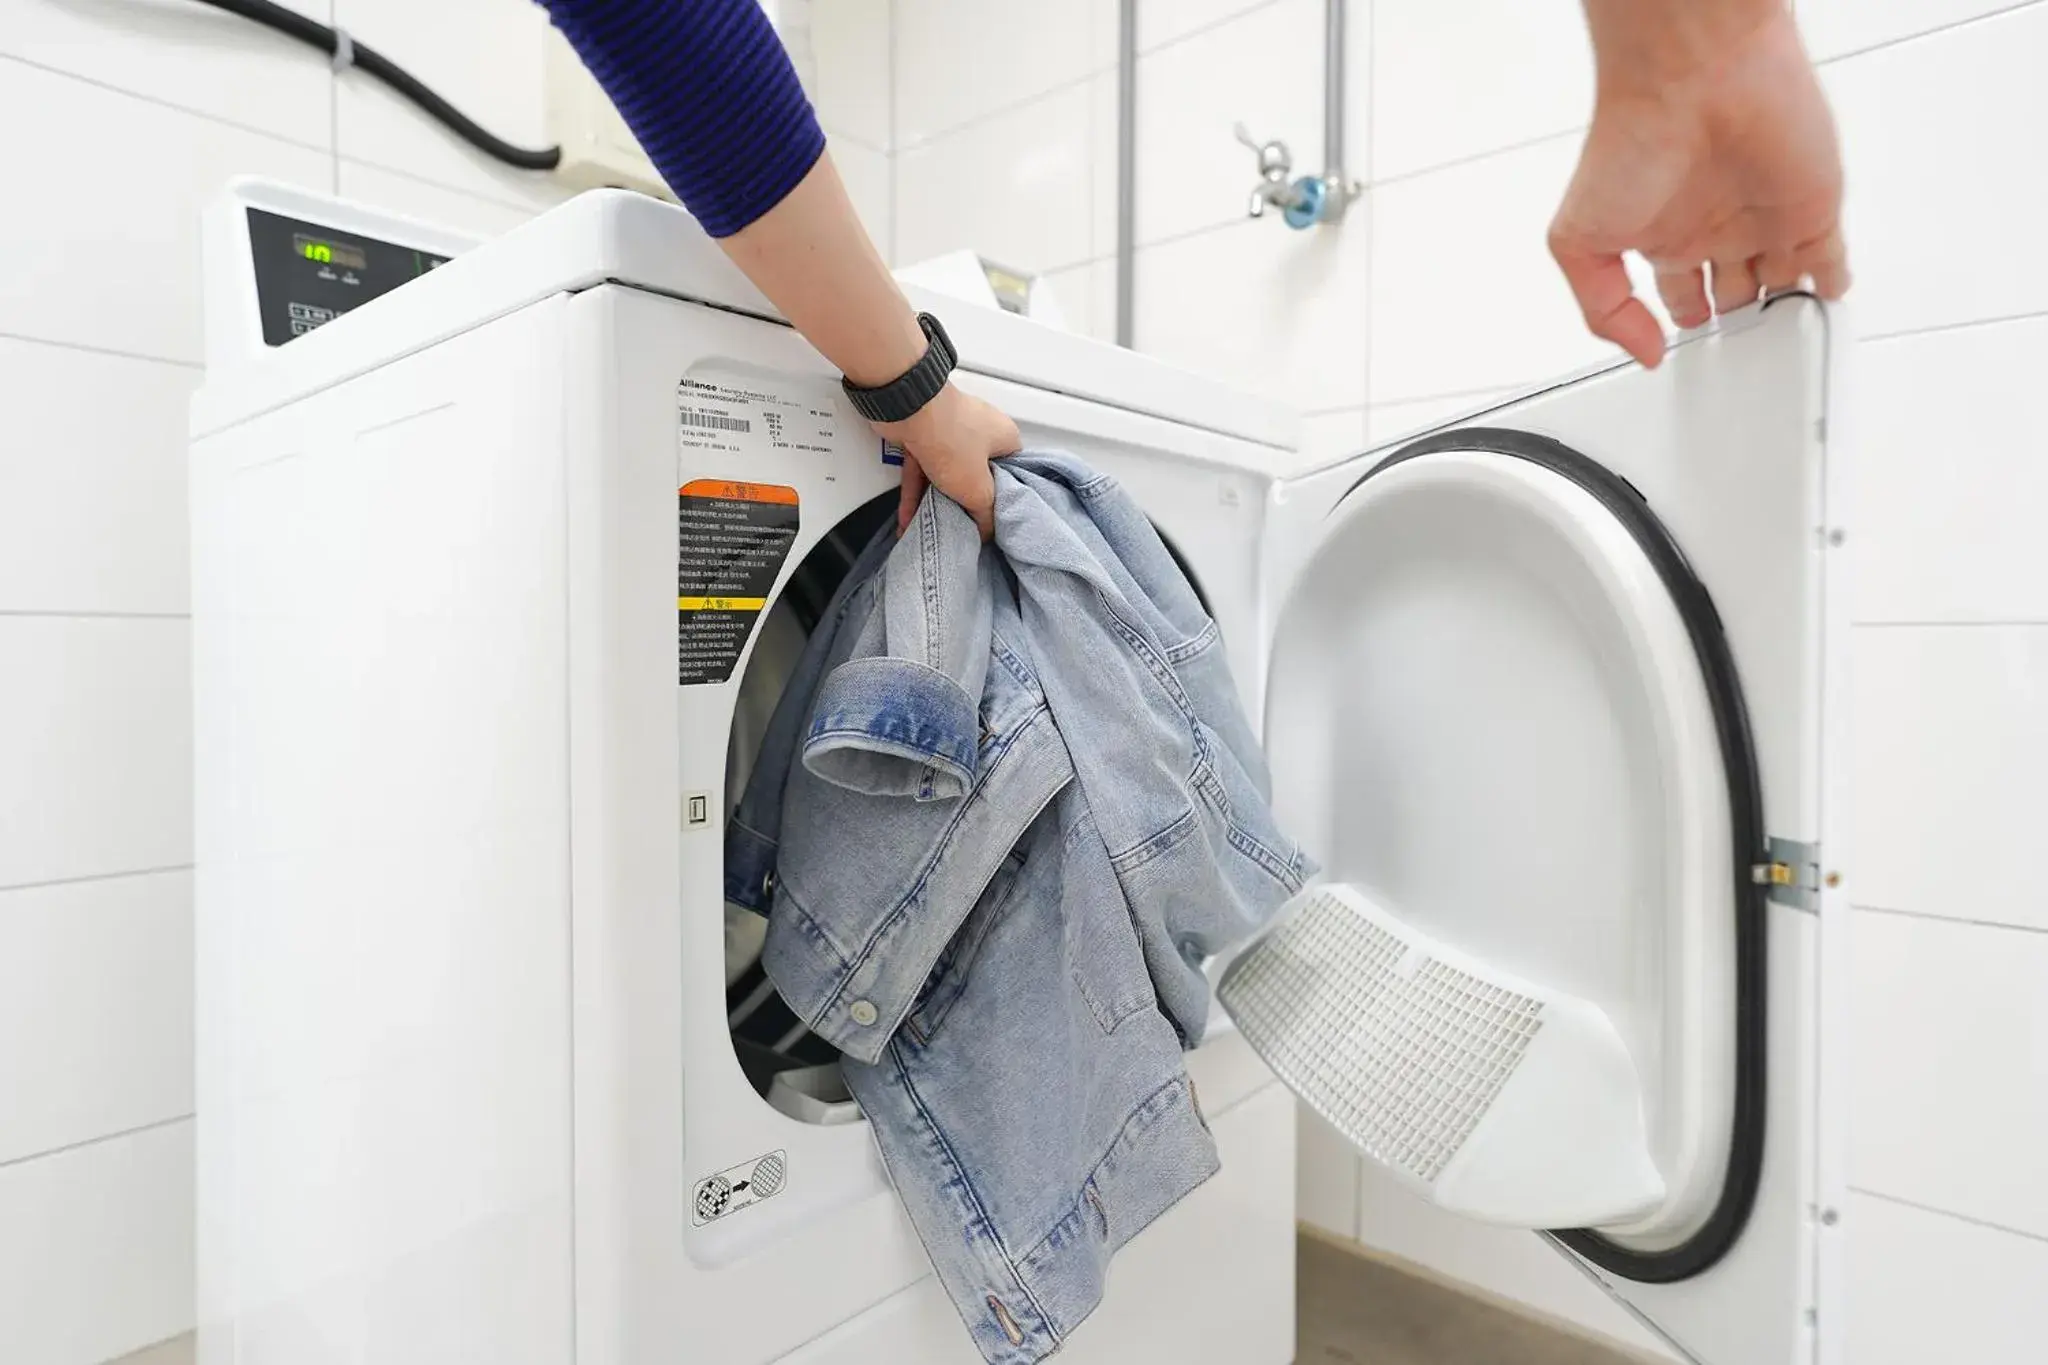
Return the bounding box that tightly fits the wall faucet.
[1235,124,1309,220]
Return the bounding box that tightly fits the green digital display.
[292,232,367,271]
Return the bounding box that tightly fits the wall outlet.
[542,27,675,202]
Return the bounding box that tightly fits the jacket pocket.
[905,849,1025,1044]
[1065,816,1159,1035]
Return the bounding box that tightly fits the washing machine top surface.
[193,179,1300,452]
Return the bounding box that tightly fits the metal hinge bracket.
[1752,837,1821,910]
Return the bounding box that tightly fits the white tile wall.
[331,0,572,215]
[1851,908,2048,1238]
[0,1120,196,1365]
[1847,1191,2048,1365]
[0,618,193,892]
[1802,0,2038,60]
[1371,0,1591,182]
[0,0,332,148]
[1136,0,1278,53]
[1135,213,1369,410]
[894,81,1097,274]
[0,872,194,1167]
[0,340,195,616]
[892,0,1114,147]
[1852,626,2048,933]
[1825,6,2048,340]
[809,0,892,150]
[1367,133,1597,403]
[0,56,332,365]
[1134,0,1327,246]
[1852,317,2048,624]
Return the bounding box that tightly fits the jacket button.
[849,1000,879,1027]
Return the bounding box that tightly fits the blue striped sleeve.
[539,0,829,238]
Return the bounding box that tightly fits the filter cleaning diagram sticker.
[677,480,799,685]
[693,1149,789,1226]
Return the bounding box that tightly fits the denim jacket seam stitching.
[819,711,1060,1021]
[891,1044,1059,1342]
[1161,619,1221,666]
[1014,1072,1195,1268]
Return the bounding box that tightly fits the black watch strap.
[842,312,958,424]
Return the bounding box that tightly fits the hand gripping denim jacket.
[725,450,1312,1364]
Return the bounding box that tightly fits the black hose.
[192,0,563,171]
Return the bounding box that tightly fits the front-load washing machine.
[191,180,1851,1365]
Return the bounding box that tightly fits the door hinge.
[1752,837,1821,910]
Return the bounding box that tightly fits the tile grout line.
[1860,305,2048,346]
[1851,619,2048,630]
[0,329,200,372]
[1813,0,2048,66]
[0,864,196,898]
[1851,902,2048,937]
[1849,1187,2048,1248]
[0,610,190,621]
[0,1113,195,1174]
[0,50,333,159]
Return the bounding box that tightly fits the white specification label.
[677,372,839,464]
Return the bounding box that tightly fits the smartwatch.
[841,312,958,424]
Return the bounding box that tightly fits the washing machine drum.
[1226,429,1766,1282]
[722,495,895,1089]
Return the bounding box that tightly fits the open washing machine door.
[1230,296,1851,1365]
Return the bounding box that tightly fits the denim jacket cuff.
[801,657,980,802]
[723,816,779,911]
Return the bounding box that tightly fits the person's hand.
[873,385,1021,537]
[1550,4,1848,368]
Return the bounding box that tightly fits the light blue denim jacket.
[726,451,1311,1364]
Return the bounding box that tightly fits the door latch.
[1752,837,1822,909]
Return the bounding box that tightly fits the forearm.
[1581,0,1786,93]
[720,157,928,388]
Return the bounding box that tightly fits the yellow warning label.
[677,596,768,612]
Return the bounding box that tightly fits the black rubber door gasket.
[1335,427,1768,1284]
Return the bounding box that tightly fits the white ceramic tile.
[828,138,894,264]
[1850,908,2048,1238]
[1372,0,1591,182]
[1090,70,1118,261]
[0,617,192,891]
[892,0,1107,146]
[1803,0,2034,59]
[0,59,331,365]
[894,83,1094,274]
[0,1119,195,1365]
[1137,0,1279,52]
[0,871,193,1167]
[809,0,893,150]
[1134,212,1370,411]
[1295,1107,1360,1241]
[1824,8,2048,340]
[1134,0,1323,246]
[1851,625,2048,933]
[1368,133,1606,403]
[0,339,195,616]
[0,0,333,150]
[333,0,575,213]
[1355,1162,1680,1358]
[335,159,553,239]
[1847,1191,2048,1365]
[1853,319,2048,623]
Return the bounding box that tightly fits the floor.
[1297,1233,1655,1365]
[115,1234,1650,1365]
